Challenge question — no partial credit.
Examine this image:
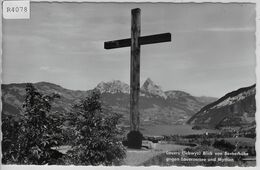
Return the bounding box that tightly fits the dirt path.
[123,143,187,166]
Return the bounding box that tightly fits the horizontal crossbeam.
[104,33,171,49]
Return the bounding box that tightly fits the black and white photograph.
[1,0,257,167]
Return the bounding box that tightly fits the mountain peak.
[142,78,158,88]
[145,77,153,83]
[95,80,130,94]
[141,78,167,99]
[165,90,192,99]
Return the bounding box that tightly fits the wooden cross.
[104,8,171,148]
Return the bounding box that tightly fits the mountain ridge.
[2,79,217,125]
[187,84,256,128]
[92,78,216,102]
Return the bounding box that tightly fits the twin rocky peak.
[95,78,192,99]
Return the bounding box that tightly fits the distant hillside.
[187,84,256,129]
[1,82,91,119]
[94,78,217,125]
[2,79,216,126]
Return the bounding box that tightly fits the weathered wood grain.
[130,8,141,131]
[104,33,171,49]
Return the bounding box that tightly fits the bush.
[192,125,202,130]
[2,83,62,164]
[213,139,236,152]
[64,90,126,165]
[201,139,211,146]
[2,115,21,164]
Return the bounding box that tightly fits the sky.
[2,2,256,98]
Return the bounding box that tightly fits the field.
[224,137,255,147]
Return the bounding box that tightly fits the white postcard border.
[0,0,259,170]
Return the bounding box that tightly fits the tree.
[65,90,126,165]
[3,83,62,164]
[2,114,21,164]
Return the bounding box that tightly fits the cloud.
[39,66,50,71]
[39,66,65,73]
[173,26,255,33]
[201,26,255,32]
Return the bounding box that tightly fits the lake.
[141,124,219,136]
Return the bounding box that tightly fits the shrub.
[213,139,236,152]
[2,115,21,164]
[64,90,126,165]
[2,83,62,164]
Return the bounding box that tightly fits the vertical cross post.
[127,8,143,149]
[130,8,140,131]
